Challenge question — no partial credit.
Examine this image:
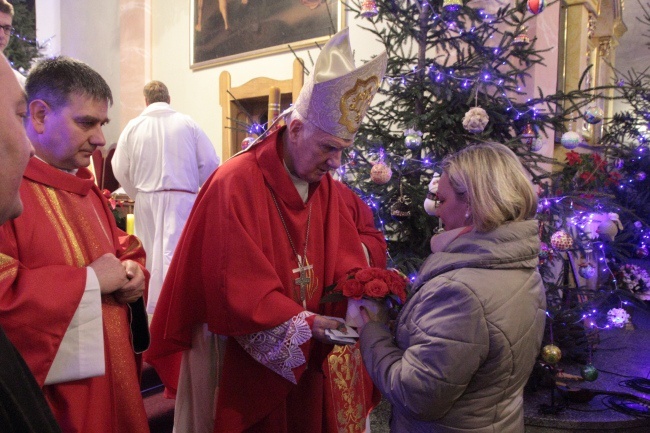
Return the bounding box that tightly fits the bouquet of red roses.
[324,267,407,303]
[321,267,408,327]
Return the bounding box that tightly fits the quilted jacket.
[360,220,546,433]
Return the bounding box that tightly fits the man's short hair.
[143,80,170,105]
[25,56,113,111]
[0,1,14,16]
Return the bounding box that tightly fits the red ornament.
[527,0,546,15]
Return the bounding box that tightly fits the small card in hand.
[323,316,359,345]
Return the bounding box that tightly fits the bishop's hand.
[311,315,352,345]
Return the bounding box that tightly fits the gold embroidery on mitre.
[338,76,380,134]
[327,345,367,432]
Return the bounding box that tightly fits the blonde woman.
[359,142,547,433]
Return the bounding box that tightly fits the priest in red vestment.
[0,56,150,433]
[146,28,387,433]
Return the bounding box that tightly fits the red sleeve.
[0,222,85,385]
[335,182,387,268]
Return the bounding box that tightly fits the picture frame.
[190,0,345,70]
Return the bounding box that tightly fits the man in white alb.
[112,80,220,314]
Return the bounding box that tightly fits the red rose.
[384,271,407,302]
[346,267,362,277]
[364,279,390,298]
[340,279,365,299]
[355,268,377,283]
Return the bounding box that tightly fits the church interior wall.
[35,1,642,162]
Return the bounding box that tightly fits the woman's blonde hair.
[441,142,538,232]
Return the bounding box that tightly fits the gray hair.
[441,142,538,232]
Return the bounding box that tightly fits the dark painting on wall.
[190,0,343,69]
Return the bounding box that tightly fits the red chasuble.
[334,182,387,269]
[147,127,379,432]
[0,158,150,433]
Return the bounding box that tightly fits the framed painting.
[190,0,345,69]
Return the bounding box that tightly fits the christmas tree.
[340,0,650,377]
[341,0,610,277]
[3,0,41,74]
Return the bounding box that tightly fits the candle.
[126,213,135,235]
[268,86,281,124]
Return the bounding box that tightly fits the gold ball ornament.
[370,162,392,185]
[550,230,574,251]
[541,344,562,364]
[443,0,463,12]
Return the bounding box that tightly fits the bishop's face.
[29,92,109,171]
[0,56,32,225]
[285,118,352,184]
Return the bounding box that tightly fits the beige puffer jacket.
[360,220,546,433]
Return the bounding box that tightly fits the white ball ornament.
[530,137,544,151]
[578,262,597,279]
[423,174,441,216]
[370,162,392,185]
[561,131,581,149]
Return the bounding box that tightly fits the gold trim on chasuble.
[0,254,18,283]
[30,183,87,267]
[327,345,368,432]
[338,76,380,134]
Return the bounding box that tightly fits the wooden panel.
[220,58,304,160]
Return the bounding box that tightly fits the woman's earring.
[465,209,470,219]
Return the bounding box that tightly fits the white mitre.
[293,27,388,140]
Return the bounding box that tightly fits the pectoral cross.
[293,257,313,309]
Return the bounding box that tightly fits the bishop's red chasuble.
[147,127,380,432]
[0,158,150,433]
